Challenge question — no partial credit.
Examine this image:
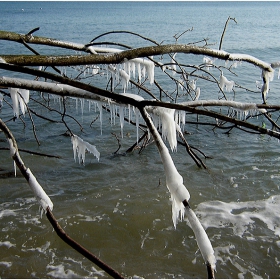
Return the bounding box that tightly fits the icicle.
[80,98,85,116]
[135,107,140,143]
[0,93,3,108]
[131,61,136,79]
[190,79,196,91]
[203,56,214,70]
[119,69,130,93]
[145,59,155,84]
[180,110,186,131]
[96,101,103,135]
[26,168,54,211]
[194,87,200,101]
[171,53,177,75]
[9,88,19,118]
[71,134,100,165]
[75,98,78,113]
[18,89,29,117]
[220,72,235,92]
[261,69,275,100]
[142,64,146,81]
[185,207,216,272]
[137,62,141,82]
[150,107,177,152]
[92,65,99,75]
[178,79,184,91]
[119,105,124,138]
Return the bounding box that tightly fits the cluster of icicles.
[7,55,273,274]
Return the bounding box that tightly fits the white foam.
[0,209,17,218]
[0,241,15,248]
[47,264,80,278]
[196,195,280,237]
[0,261,12,268]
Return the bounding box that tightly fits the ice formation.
[203,56,214,70]
[185,206,216,271]
[0,93,3,108]
[194,87,200,100]
[171,53,177,75]
[190,79,196,91]
[71,134,100,165]
[9,88,30,117]
[7,138,17,176]
[219,72,235,92]
[26,168,53,211]
[261,69,274,99]
[147,106,178,152]
[106,56,154,91]
[142,108,190,228]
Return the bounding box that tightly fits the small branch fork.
[0,118,124,279]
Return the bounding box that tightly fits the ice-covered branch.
[0,43,274,72]
[0,118,53,212]
[0,76,108,103]
[140,107,190,228]
[140,107,216,277]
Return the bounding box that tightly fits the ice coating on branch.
[9,88,30,117]
[86,46,98,54]
[261,69,274,99]
[26,168,53,211]
[143,109,190,228]
[220,72,235,92]
[7,138,17,176]
[71,134,100,165]
[148,107,177,151]
[185,207,216,271]
[157,127,190,227]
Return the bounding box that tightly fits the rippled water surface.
[1,1,280,279]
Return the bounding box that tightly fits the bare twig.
[219,16,237,50]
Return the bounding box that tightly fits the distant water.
[1,1,280,279]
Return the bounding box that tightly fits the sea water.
[0,1,280,278]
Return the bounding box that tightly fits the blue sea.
[1,1,280,279]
